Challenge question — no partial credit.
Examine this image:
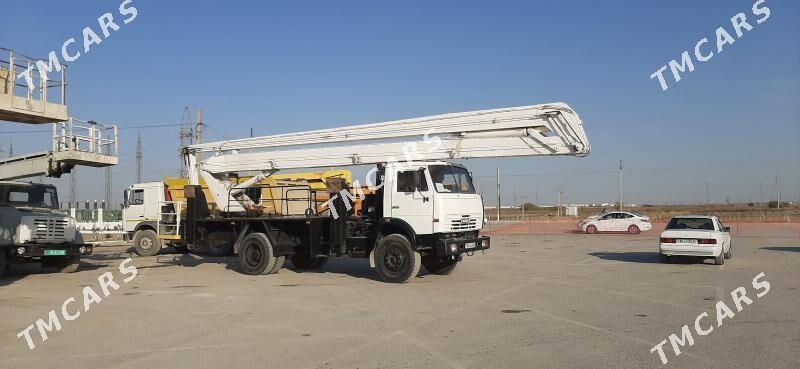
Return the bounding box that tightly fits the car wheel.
[724,242,732,259]
[714,250,724,265]
[628,225,641,235]
[0,250,7,278]
[586,225,598,234]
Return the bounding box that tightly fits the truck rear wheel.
[268,256,285,274]
[238,233,277,275]
[205,233,234,256]
[42,255,80,273]
[422,256,458,275]
[373,234,421,283]
[133,229,162,256]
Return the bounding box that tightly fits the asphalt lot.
[1,230,798,369]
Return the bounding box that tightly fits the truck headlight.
[79,246,87,254]
[17,247,26,255]
[449,243,458,253]
[481,239,489,247]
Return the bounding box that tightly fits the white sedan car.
[659,215,732,265]
[578,211,652,234]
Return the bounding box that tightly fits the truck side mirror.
[123,189,129,207]
[413,170,422,191]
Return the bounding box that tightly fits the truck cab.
[0,181,92,276]
[122,182,171,256]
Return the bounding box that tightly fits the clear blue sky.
[1,0,798,206]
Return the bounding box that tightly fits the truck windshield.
[428,165,476,194]
[0,184,59,209]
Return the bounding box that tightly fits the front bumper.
[435,236,490,257]
[660,244,720,257]
[12,243,94,258]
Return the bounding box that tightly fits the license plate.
[464,242,477,249]
[44,249,66,256]
[677,239,697,244]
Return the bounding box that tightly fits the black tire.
[0,249,7,277]
[714,250,724,265]
[238,233,276,275]
[586,225,598,234]
[628,225,640,235]
[372,234,421,283]
[659,254,670,263]
[42,254,80,273]
[133,229,162,256]
[206,239,233,256]
[724,242,732,259]
[268,255,285,274]
[422,255,458,275]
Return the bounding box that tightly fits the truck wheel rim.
[140,238,152,250]
[384,248,405,272]
[244,245,262,267]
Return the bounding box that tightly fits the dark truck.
[0,181,93,277]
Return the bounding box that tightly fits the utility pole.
[195,108,204,144]
[178,106,194,177]
[706,181,710,204]
[136,131,142,183]
[618,160,623,211]
[70,168,76,209]
[496,165,500,222]
[558,186,564,217]
[773,176,782,209]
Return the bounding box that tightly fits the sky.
[1,0,798,207]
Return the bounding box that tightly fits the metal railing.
[225,183,320,217]
[53,118,119,157]
[158,201,183,236]
[0,47,67,105]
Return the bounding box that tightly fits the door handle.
[391,205,400,209]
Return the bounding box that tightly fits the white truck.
[141,102,590,283]
[0,181,93,277]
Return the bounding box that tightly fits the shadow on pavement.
[760,246,800,253]
[588,251,715,265]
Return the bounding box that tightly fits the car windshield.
[428,165,476,194]
[0,184,59,209]
[666,218,715,231]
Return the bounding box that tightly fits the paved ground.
[1,230,798,369]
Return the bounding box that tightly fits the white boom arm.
[186,102,590,212]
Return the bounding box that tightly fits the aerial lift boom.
[186,102,590,212]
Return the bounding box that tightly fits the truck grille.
[449,215,479,231]
[32,218,69,242]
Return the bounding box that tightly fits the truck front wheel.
[422,255,458,275]
[238,233,277,275]
[42,255,80,273]
[373,234,421,283]
[133,229,162,256]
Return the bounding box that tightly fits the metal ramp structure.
[0,47,118,180]
[0,47,69,124]
[0,118,119,180]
